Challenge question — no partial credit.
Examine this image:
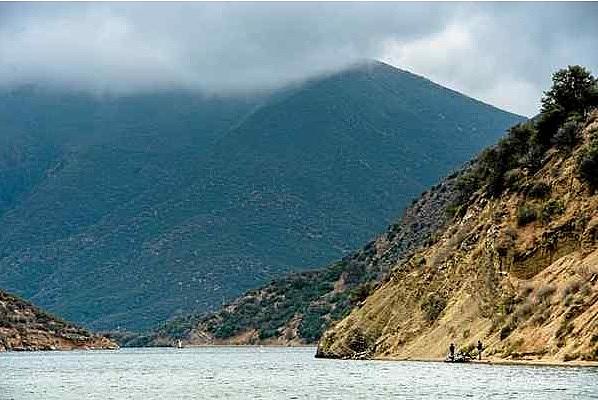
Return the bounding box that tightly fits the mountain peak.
[0,61,522,330]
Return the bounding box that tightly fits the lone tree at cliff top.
[541,65,598,116]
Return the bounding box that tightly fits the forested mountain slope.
[0,61,522,330]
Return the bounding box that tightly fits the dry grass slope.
[318,112,598,363]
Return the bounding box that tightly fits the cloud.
[0,3,596,115]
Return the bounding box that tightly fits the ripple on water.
[1,348,597,399]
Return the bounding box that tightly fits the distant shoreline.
[5,345,598,368]
[148,346,598,367]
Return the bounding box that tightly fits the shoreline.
[4,344,598,368]
[370,356,598,368]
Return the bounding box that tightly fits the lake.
[1,347,597,399]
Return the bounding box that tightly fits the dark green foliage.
[526,181,551,199]
[540,199,565,223]
[204,271,340,341]
[452,171,480,209]
[553,116,582,151]
[449,121,537,204]
[480,148,508,197]
[537,66,597,151]
[0,62,522,331]
[150,168,462,345]
[541,65,598,117]
[449,66,597,217]
[499,323,515,340]
[577,138,598,191]
[421,293,447,322]
[534,106,566,151]
[298,303,332,343]
[517,204,538,226]
[350,282,376,304]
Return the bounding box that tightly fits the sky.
[0,2,596,116]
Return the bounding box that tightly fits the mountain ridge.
[0,61,523,330]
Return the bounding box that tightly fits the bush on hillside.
[452,67,597,208]
[553,116,582,151]
[499,322,515,340]
[540,199,565,223]
[349,282,376,304]
[526,181,551,199]
[578,139,598,191]
[517,204,537,226]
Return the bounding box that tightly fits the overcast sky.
[0,2,596,116]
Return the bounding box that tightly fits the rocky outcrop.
[0,290,117,351]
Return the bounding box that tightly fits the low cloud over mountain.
[0,3,596,115]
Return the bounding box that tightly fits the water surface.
[2,347,597,399]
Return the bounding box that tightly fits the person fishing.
[477,340,483,360]
[449,342,455,361]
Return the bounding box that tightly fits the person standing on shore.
[477,340,483,360]
[449,342,455,361]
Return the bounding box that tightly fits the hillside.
[317,68,598,363]
[0,289,116,351]
[141,169,461,346]
[0,61,522,331]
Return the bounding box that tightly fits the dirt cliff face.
[0,290,117,351]
[318,113,598,363]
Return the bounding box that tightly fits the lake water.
[1,347,597,399]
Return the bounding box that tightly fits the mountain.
[318,82,598,363]
[0,289,116,351]
[0,60,523,331]
[141,170,460,346]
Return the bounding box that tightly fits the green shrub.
[526,181,551,199]
[578,140,598,191]
[517,204,537,226]
[503,169,525,191]
[553,117,582,151]
[499,323,515,340]
[349,282,375,304]
[258,327,278,340]
[534,106,566,150]
[540,199,565,223]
